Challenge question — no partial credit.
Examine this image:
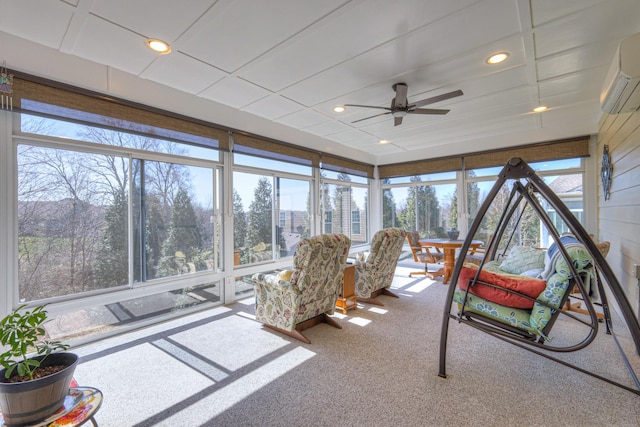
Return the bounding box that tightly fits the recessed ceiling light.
[533,106,548,113]
[487,52,509,64]
[333,105,346,113]
[146,39,171,54]
[379,139,390,144]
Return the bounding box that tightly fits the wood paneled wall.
[598,110,640,316]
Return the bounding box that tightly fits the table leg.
[442,248,456,284]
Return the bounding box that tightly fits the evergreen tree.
[157,188,202,276]
[246,177,273,248]
[95,191,128,287]
[382,181,397,228]
[144,194,165,280]
[233,190,247,249]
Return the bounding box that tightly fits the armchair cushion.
[457,266,547,309]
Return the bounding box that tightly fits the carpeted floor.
[72,263,640,426]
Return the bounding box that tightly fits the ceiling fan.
[345,83,463,126]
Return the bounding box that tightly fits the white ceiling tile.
[303,119,354,138]
[141,52,227,94]
[238,0,478,91]
[0,0,74,49]
[199,76,270,109]
[275,109,330,129]
[536,39,619,81]
[531,0,609,26]
[280,0,523,107]
[241,95,304,120]
[179,0,347,74]
[538,66,607,99]
[71,15,158,75]
[90,0,215,43]
[534,0,640,58]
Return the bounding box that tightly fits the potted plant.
[0,304,78,426]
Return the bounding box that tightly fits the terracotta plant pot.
[0,352,78,426]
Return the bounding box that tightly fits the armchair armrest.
[252,273,301,295]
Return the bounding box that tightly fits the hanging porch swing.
[438,157,640,395]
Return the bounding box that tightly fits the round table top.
[420,238,484,247]
[0,386,102,427]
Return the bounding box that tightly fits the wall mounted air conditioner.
[600,32,640,114]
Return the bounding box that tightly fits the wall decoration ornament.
[0,60,14,111]
[601,145,612,201]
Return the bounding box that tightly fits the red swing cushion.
[457,266,547,309]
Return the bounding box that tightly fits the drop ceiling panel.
[241,95,304,120]
[538,67,607,99]
[72,15,158,74]
[90,0,215,43]
[0,0,74,49]
[199,76,270,109]
[275,108,331,129]
[530,0,606,26]
[536,39,619,81]
[140,53,227,94]
[237,0,478,91]
[293,118,353,138]
[534,0,640,58]
[178,0,347,74]
[280,0,523,107]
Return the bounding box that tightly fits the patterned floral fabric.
[253,233,351,332]
[354,228,406,298]
[454,244,593,337]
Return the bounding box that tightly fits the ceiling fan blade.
[394,116,403,126]
[344,104,391,111]
[410,89,463,108]
[351,111,392,123]
[409,108,450,115]
[392,83,408,108]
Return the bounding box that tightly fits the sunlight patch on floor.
[237,297,255,305]
[368,307,388,314]
[74,343,214,426]
[236,311,256,320]
[349,317,372,326]
[405,280,436,293]
[170,315,289,371]
[162,346,316,425]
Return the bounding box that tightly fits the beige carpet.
[72,263,640,426]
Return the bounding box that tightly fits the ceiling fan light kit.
[344,83,463,126]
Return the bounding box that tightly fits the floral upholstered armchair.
[354,227,406,306]
[252,233,351,344]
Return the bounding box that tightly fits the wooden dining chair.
[406,231,444,279]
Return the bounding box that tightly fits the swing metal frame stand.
[438,157,640,395]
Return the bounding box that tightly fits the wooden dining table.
[420,238,483,284]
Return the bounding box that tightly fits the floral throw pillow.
[499,246,545,275]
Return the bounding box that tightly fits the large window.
[233,157,312,268]
[382,172,457,238]
[321,172,368,245]
[466,158,584,249]
[16,113,222,304]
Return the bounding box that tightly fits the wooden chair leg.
[321,313,342,329]
[382,288,399,298]
[564,299,605,320]
[264,324,311,344]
